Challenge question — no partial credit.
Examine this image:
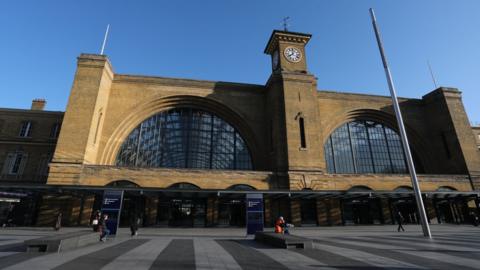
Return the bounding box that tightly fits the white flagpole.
[100,24,110,55]
[427,60,438,89]
[369,8,432,238]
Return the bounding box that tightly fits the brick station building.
[1,30,479,228]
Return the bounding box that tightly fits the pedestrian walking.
[54,212,62,231]
[92,210,101,232]
[470,211,479,227]
[99,214,110,242]
[395,210,405,232]
[2,205,14,227]
[130,213,139,236]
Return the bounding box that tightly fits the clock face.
[284,46,302,62]
[272,50,279,70]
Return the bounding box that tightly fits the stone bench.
[255,232,313,249]
[24,230,99,252]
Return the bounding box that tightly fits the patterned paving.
[0,227,479,269]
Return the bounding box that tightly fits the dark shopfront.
[342,196,383,225]
[0,185,478,228]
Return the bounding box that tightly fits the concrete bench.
[255,232,313,249]
[24,230,99,252]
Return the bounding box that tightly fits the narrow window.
[441,132,451,159]
[9,152,26,175]
[19,121,32,137]
[270,121,274,152]
[94,112,103,144]
[50,123,61,138]
[299,117,307,149]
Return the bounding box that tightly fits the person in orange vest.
[275,216,285,234]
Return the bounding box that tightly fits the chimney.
[31,99,46,110]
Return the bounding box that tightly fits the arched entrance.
[218,184,255,227]
[435,186,465,224]
[300,189,318,226]
[342,186,383,225]
[390,186,418,224]
[156,183,206,227]
[104,181,145,228]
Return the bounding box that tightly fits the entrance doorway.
[391,199,418,224]
[119,193,145,227]
[218,199,246,227]
[342,198,383,225]
[301,199,318,226]
[436,199,466,224]
[157,198,206,227]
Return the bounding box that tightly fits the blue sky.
[0,0,479,124]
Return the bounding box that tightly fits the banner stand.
[246,193,264,235]
[100,190,124,235]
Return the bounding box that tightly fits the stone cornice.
[0,108,64,115]
[264,30,312,54]
[113,74,265,92]
[317,90,417,103]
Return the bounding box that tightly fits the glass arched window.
[168,183,200,190]
[324,120,407,174]
[116,108,253,170]
[228,184,256,190]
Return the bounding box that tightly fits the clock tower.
[264,30,311,73]
[264,30,324,188]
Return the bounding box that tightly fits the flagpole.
[100,24,110,55]
[427,60,438,89]
[369,8,432,238]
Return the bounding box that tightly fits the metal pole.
[369,8,432,238]
[427,60,438,89]
[100,24,110,55]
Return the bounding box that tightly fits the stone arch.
[167,182,201,190]
[436,186,457,192]
[106,180,140,188]
[347,185,374,192]
[227,184,256,190]
[100,95,261,169]
[322,109,431,173]
[394,186,413,192]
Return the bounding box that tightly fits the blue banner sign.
[101,190,124,235]
[246,193,264,235]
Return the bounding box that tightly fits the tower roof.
[264,30,312,54]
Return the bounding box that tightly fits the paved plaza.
[0,225,479,269]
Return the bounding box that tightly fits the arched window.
[325,120,407,174]
[116,108,253,170]
[347,186,373,192]
[106,180,140,188]
[228,184,256,191]
[394,186,413,193]
[436,186,457,192]
[168,183,200,190]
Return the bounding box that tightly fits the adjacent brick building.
[1,30,479,227]
[473,126,480,150]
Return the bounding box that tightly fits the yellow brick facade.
[2,30,479,227]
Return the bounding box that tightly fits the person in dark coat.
[395,210,405,232]
[130,213,139,236]
[470,211,479,227]
[99,214,110,242]
[54,212,62,231]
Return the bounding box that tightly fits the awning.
[0,183,477,200]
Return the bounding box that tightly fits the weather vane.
[282,17,290,31]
